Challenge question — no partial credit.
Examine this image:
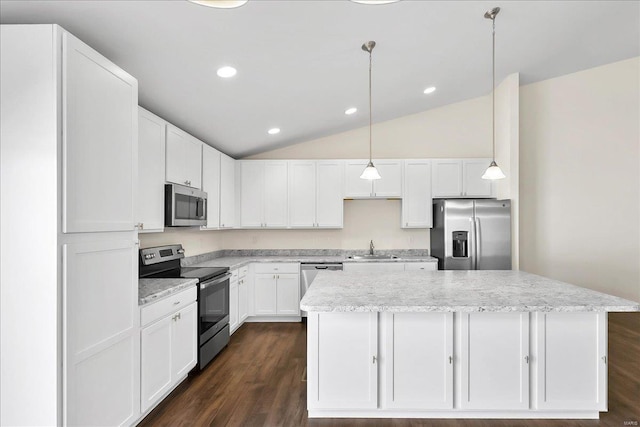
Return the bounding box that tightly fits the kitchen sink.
[346,255,399,260]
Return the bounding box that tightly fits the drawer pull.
[173,301,180,305]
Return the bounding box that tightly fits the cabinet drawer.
[239,266,249,278]
[230,269,239,281]
[404,262,437,271]
[253,263,299,274]
[141,286,197,327]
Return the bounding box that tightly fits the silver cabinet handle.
[449,356,453,364]
[173,301,180,305]
[372,355,377,364]
[135,222,144,229]
[602,356,607,364]
[525,355,529,364]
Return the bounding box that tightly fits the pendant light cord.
[368,48,373,163]
[491,15,496,162]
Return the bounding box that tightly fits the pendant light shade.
[360,41,381,180]
[482,7,506,181]
[187,0,248,9]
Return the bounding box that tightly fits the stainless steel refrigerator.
[431,199,511,270]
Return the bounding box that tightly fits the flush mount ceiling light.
[216,66,237,78]
[267,128,280,135]
[360,41,381,181]
[187,0,248,9]
[482,7,506,180]
[423,86,436,94]
[345,107,358,115]
[351,0,400,4]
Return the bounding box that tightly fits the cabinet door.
[373,160,402,197]
[461,312,529,410]
[384,312,453,409]
[342,263,405,273]
[63,239,139,426]
[240,161,264,227]
[202,144,221,229]
[219,153,236,228]
[62,33,137,233]
[316,161,344,228]
[463,159,493,197]
[238,278,249,323]
[171,302,197,380]
[344,160,373,198]
[140,317,172,413]
[276,274,300,315]
[289,161,316,227]
[166,124,201,188]
[229,280,239,333]
[263,161,288,227]
[254,274,277,315]
[432,160,462,198]
[402,160,432,228]
[536,312,607,411]
[137,108,166,233]
[404,262,437,271]
[308,312,378,409]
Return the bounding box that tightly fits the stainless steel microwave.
[165,184,207,227]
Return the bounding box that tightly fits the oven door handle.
[200,273,231,290]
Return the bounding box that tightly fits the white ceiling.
[1,1,638,158]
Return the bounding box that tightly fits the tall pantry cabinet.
[0,25,139,426]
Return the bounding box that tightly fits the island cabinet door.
[307,312,378,410]
[535,312,607,411]
[460,312,530,410]
[382,312,453,410]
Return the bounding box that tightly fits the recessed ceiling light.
[188,0,248,9]
[351,0,400,4]
[217,66,237,78]
[268,128,280,135]
[423,86,436,94]
[345,107,358,115]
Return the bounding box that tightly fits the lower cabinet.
[238,276,249,323]
[229,279,239,332]
[230,267,250,334]
[253,263,300,317]
[140,290,197,414]
[343,262,437,273]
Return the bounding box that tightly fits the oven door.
[199,273,231,344]
[165,184,207,227]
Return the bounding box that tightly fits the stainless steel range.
[139,244,230,370]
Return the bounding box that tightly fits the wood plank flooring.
[139,313,640,427]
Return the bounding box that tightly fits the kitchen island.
[300,270,639,420]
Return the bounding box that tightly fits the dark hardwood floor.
[139,313,640,427]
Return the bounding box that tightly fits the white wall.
[519,57,640,301]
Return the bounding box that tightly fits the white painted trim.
[307,410,600,419]
[244,316,301,323]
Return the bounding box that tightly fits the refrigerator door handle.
[469,217,476,268]
[475,217,481,270]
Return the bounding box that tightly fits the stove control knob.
[144,254,154,260]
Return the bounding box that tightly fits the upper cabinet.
[137,108,166,233]
[239,161,288,228]
[289,160,344,228]
[62,32,138,233]
[344,160,402,198]
[402,160,432,228]
[202,144,221,229]
[165,124,202,189]
[432,158,493,198]
[219,153,236,229]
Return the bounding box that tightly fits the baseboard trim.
[307,410,600,419]
[245,316,302,323]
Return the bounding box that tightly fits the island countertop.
[299,270,640,313]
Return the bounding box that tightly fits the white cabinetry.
[404,262,437,271]
[289,160,344,228]
[382,312,453,409]
[307,312,378,410]
[402,160,432,228]
[535,312,607,411]
[140,287,197,414]
[219,153,236,229]
[240,161,288,228]
[202,144,221,229]
[253,263,300,317]
[165,124,202,189]
[345,160,402,198]
[63,32,138,234]
[432,159,493,198]
[238,267,249,323]
[137,108,166,233]
[229,275,239,332]
[229,267,249,335]
[460,312,529,410]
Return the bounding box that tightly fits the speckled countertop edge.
[139,278,198,306]
[189,255,438,270]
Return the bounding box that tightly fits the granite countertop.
[191,255,437,270]
[139,278,198,306]
[299,270,640,313]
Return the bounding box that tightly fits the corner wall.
[519,57,640,301]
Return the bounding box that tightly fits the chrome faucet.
[369,240,375,255]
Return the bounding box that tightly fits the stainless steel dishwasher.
[300,263,343,317]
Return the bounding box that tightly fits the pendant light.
[360,41,382,180]
[482,7,506,180]
[187,0,248,9]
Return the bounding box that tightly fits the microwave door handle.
[200,273,232,290]
[315,266,328,270]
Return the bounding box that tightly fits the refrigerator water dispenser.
[452,231,468,258]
